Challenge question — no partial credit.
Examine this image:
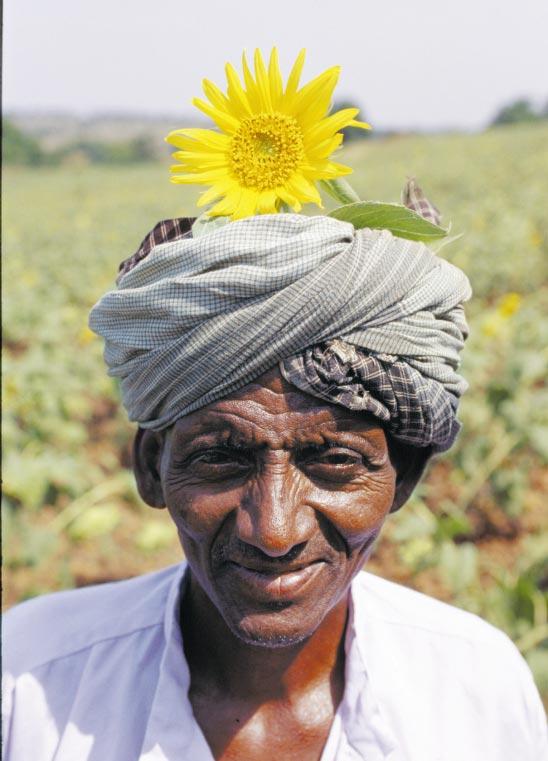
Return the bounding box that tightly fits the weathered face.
[150,367,404,648]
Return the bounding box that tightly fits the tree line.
[2,120,158,166]
[3,97,547,166]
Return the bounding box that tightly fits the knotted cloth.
[89,214,471,451]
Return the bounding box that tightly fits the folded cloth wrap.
[89,214,471,450]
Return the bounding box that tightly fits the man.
[3,214,546,760]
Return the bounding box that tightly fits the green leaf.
[191,212,230,238]
[438,541,478,592]
[328,201,449,242]
[68,504,121,541]
[135,519,176,552]
[525,649,548,695]
[399,536,435,569]
[430,233,463,253]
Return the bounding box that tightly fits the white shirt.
[2,563,546,761]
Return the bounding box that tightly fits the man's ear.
[388,439,433,513]
[132,428,167,508]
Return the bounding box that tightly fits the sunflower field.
[3,122,547,702]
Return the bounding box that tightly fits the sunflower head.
[166,48,371,221]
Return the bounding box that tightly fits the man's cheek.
[307,482,395,544]
[352,528,384,560]
[166,487,239,541]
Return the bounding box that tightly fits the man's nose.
[236,462,316,557]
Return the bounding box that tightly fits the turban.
[89,214,471,452]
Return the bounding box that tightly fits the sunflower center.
[230,113,304,190]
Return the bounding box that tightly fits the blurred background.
[2,0,547,702]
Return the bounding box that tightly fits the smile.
[227,560,325,599]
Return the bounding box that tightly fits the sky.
[3,0,548,131]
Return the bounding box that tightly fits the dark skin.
[134,367,428,761]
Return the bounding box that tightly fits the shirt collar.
[337,578,401,760]
[140,563,212,760]
[139,563,399,761]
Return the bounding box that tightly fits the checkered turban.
[89,210,471,452]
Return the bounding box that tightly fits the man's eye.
[319,450,363,466]
[190,448,251,467]
[299,447,363,467]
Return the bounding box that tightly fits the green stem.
[320,178,361,205]
[515,623,548,654]
[456,432,520,512]
[50,475,129,531]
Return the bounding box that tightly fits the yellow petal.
[231,188,258,220]
[209,186,242,216]
[256,189,278,214]
[197,188,223,207]
[170,164,201,173]
[192,97,240,134]
[197,181,233,207]
[268,48,283,108]
[275,187,299,209]
[304,133,343,159]
[169,136,229,156]
[284,48,306,103]
[241,51,261,112]
[202,78,230,112]
[303,108,360,146]
[292,67,340,126]
[348,119,372,130]
[311,160,353,180]
[167,136,201,152]
[225,63,252,118]
[286,173,322,205]
[167,128,230,151]
[253,48,273,112]
[171,175,199,185]
[171,151,228,168]
[169,168,229,184]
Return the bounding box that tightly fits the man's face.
[158,368,398,647]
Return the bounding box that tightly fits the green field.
[3,123,548,700]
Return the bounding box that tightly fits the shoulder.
[354,569,507,643]
[353,569,527,664]
[3,563,184,676]
[352,571,547,750]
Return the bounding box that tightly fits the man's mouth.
[226,559,326,599]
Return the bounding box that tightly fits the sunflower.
[166,49,370,220]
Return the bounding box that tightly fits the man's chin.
[219,603,328,649]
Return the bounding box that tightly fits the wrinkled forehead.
[169,366,386,450]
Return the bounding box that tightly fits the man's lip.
[228,559,324,575]
[225,559,326,599]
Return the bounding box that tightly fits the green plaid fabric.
[280,339,460,451]
[402,178,441,225]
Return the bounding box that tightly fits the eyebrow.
[173,428,251,451]
[173,426,387,459]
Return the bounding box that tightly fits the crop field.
[3,123,548,700]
